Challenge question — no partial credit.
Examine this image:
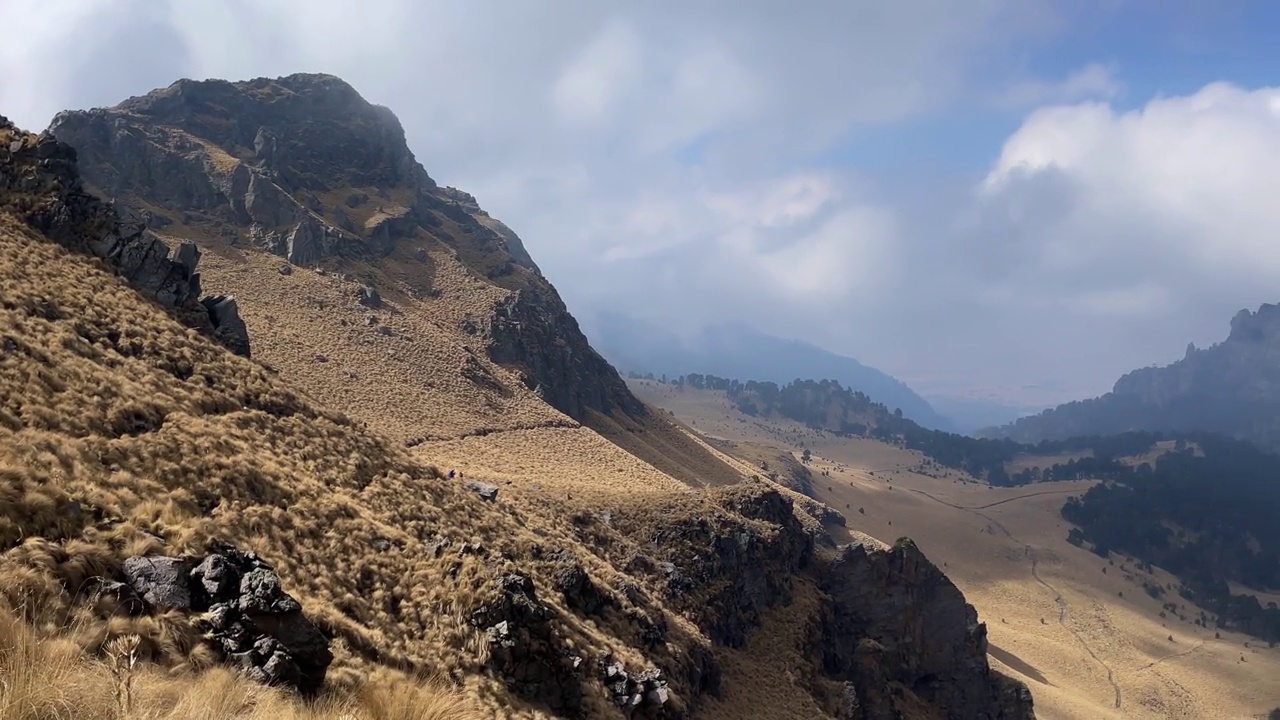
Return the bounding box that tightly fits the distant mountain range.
[984,302,1280,452]
[585,313,955,430]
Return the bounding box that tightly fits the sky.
[2,0,1280,408]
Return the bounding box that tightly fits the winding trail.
[905,485,1124,710]
[1026,546,1123,709]
[1137,640,1206,672]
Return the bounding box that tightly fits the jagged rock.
[191,540,332,694]
[465,481,499,502]
[356,284,381,308]
[115,542,331,694]
[201,295,251,358]
[552,562,611,616]
[641,489,811,647]
[123,556,193,611]
[470,573,582,713]
[0,118,247,357]
[815,539,1034,720]
[489,285,645,422]
[599,657,671,714]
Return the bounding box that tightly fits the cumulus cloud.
[925,82,1280,398]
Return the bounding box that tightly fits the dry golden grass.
[644,383,1280,719]
[0,212,744,718]
[0,603,484,719]
[192,239,569,443]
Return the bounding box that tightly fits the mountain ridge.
[983,301,1280,451]
[588,313,953,431]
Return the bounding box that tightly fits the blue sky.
[3,0,1280,410]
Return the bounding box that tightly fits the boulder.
[123,556,193,611]
[356,284,381,308]
[552,562,611,616]
[122,541,332,695]
[465,481,499,502]
[201,295,251,358]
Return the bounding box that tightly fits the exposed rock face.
[48,73,646,425]
[609,487,1034,719]
[815,539,1034,720]
[489,284,646,422]
[987,301,1280,451]
[470,573,583,714]
[119,541,331,694]
[0,116,250,356]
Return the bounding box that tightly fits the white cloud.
[552,20,645,128]
[25,0,1270,405]
[996,63,1123,108]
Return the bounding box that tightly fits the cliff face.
[815,540,1034,720]
[1,118,251,357]
[595,486,1035,720]
[987,302,1280,451]
[47,73,636,428]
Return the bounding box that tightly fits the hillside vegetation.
[0,77,1034,720]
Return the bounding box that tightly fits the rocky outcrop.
[118,540,332,694]
[0,117,249,356]
[489,284,647,422]
[605,487,1034,719]
[621,488,812,649]
[815,538,1034,720]
[470,573,583,715]
[987,301,1280,451]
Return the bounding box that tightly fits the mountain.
[588,313,953,431]
[984,302,1280,451]
[47,74,744,490]
[0,77,1034,719]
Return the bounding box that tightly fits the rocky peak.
[991,300,1280,451]
[1227,303,1280,344]
[48,74,638,426]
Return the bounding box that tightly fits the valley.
[631,379,1280,720]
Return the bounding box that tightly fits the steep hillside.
[986,303,1280,452]
[47,73,742,490]
[0,88,1034,719]
[589,314,952,430]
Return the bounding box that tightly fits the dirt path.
[1137,640,1206,673]
[906,485,1124,710]
[1027,546,1123,709]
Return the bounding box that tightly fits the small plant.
[106,634,142,717]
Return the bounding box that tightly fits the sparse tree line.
[642,371,1280,642]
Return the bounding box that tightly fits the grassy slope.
[0,209,757,718]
